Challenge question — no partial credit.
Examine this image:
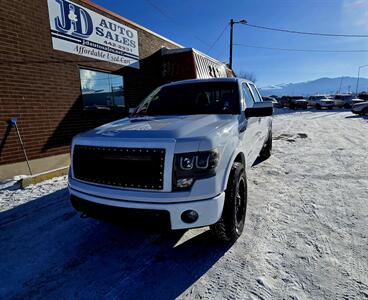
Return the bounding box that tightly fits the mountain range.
[259,77,368,97]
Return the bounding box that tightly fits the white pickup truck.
[69,78,273,241]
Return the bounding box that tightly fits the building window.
[79,68,124,109]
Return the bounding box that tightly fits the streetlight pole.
[229,19,247,70]
[355,64,368,96]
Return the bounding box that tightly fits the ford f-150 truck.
[69,78,273,241]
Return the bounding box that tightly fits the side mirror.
[245,101,273,118]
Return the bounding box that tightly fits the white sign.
[47,0,139,68]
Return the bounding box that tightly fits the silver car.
[308,95,334,109]
[334,94,364,108]
[351,101,368,115]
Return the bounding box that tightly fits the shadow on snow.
[345,114,368,122]
[0,189,233,299]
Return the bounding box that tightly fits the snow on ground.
[0,110,367,299]
[0,176,67,212]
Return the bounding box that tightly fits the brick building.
[0,0,232,180]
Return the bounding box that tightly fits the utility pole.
[229,19,234,70]
[356,64,368,96]
[229,19,247,70]
[338,76,344,94]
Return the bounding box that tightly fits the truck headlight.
[173,149,219,190]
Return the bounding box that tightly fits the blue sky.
[93,0,368,87]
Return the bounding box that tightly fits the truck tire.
[259,130,272,159]
[316,104,321,110]
[362,108,368,116]
[210,162,247,241]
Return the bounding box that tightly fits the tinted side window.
[249,84,263,102]
[242,83,255,104]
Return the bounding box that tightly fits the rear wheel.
[210,162,247,241]
[316,104,321,110]
[362,107,368,116]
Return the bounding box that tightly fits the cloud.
[80,69,97,91]
[343,0,368,9]
[350,0,368,8]
[343,0,368,29]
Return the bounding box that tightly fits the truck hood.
[77,115,238,140]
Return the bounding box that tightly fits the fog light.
[181,210,198,223]
[176,177,194,188]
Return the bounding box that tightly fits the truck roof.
[163,77,253,87]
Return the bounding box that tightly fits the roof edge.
[161,47,229,67]
[80,0,183,48]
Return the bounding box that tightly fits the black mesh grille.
[73,145,165,190]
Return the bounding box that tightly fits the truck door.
[248,83,269,150]
[240,82,262,167]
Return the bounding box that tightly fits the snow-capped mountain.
[259,77,368,96]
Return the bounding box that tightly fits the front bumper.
[69,185,225,230]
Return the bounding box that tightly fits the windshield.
[134,82,240,116]
[314,96,329,100]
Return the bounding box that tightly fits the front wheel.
[210,162,247,241]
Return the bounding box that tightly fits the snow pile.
[0,176,67,212]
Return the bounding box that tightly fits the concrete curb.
[21,166,69,188]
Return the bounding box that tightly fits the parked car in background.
[289,97,308,110]
[69,78,273,241]
[279,96,307,109]
[263,96,281,108]
[358,92,368,102]
[351,101,368,115]
[308,95,334,109]
[334,94,365,108]
[279,96,292,108]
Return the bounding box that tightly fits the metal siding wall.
[193,52,228,79]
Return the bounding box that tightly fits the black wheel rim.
[235,177,246,233]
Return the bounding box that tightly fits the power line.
[234,43,368,53]
[245,23,368,38]
[143,0,212,47]
[207,24,229,53]
[144,0,177,23]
